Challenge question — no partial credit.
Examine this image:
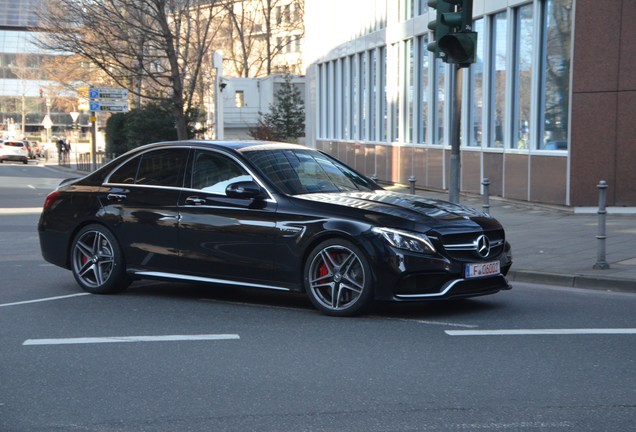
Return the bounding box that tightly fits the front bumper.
[371,242,512,302]
[0,155,28,163]
[393,273,511,300]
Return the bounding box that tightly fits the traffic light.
[427,0,477,67]
[427,0,454,59]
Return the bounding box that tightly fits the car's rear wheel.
[304,239,374,316]
[70,224,129,294]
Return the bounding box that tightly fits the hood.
[296,190,494,228]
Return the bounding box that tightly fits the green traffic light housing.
[427,0,454,58]
[427,0,477,67]
[439,31,477,66]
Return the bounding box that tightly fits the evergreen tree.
[251,75,305,142]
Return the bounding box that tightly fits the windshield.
[242,148,379,195]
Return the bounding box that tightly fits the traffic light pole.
[448,63,462,204]
[428,0,475,204]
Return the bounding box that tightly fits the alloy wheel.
[307,244,367,313]
[72,230,116,289]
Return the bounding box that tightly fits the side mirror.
[225,181,265,200]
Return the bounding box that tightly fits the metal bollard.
[409,176,416,195]
[481,178,491,214]
[593,180,610,270]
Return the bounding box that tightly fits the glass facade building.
[0,0,69,138]
[0,0,41,28]
[305,0,636,207]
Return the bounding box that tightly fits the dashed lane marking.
[23,334,240,346]
[0,293,90,307]
[446,328,636,336]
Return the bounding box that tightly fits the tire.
[70,224,130,294]
[304,239,374,316]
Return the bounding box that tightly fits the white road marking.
[392,318,478,328]
[0,207,42,215]
[446,328,636,336]
[0,293,90,307]
[448,421,573,429]
[23,334,240,346]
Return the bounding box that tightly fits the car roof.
[134,140,309,153]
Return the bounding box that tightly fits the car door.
[101,147,188,273]
[177,149,284,287]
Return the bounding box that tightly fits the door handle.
[185,196,206,205]
[107,193,127,202]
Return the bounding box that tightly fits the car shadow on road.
[120,280,504,320]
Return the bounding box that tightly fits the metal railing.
[75,152,110,171]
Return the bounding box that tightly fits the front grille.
[439,229,506,261]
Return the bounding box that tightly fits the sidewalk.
[412,188,636,293]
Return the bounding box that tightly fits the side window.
[136,148,188,187]
[191,150,251,194]
[108,156,140,184]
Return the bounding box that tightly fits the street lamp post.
[45,97,51,147]
[213,51,224,140]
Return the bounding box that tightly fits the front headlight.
[372,227,436,254]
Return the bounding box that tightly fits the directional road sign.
[89,88,129,100]
[89,101,129,112]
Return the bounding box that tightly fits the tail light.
[43,191,62,211]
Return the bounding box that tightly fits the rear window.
[107,148,188,187]
[4,142,25,148]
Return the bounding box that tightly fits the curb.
[508,270,636,294]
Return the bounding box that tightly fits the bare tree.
[35,0,222,139]
[9,54,43,136]
[219,0,304,77]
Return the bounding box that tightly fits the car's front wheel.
[70,224,129,294]
[304,239,374,316]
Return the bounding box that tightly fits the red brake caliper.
[318,252,339,278]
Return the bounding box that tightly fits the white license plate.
[465,261,500,279]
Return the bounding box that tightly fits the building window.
[417,0,428,16]
[405,38,414,143]
[342,56,351,140]
[316,63,327,138]
[512,4,534,150]
[434,58,445,145]
[327,61,334,138]
[468,18,484,147]
[418,34,430,145]
[380,46,387,142]
[490,11,508,148]
[391,43,399,142]
[401,0,414,21]
[540,0,572,150]
[284,4,291,23]
[334,59,341,139]
[352,54,359,140]
[360,52,369,140]
[370,49,377,142]
[234,90,245,108]
[275,6,282,25]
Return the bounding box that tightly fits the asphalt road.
[1,163,635,431]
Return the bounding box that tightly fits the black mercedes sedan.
[38,141,512,316]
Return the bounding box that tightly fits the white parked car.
[0,140,29,164]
